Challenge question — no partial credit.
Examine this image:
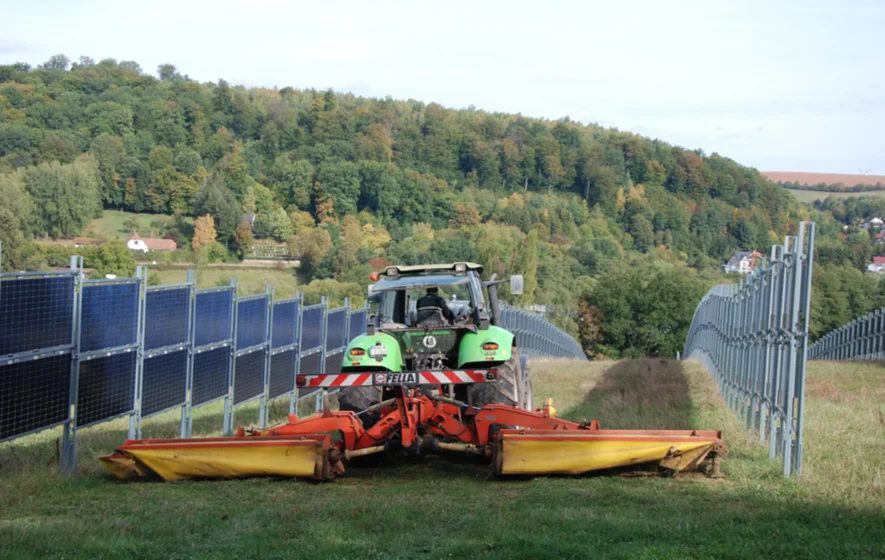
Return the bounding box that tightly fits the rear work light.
[482,343,498,351]
[349,348,366,357]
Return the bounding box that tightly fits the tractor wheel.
[337,386,382,428]
[469,348,523,409]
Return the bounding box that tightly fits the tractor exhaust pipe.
[485,274,502,326]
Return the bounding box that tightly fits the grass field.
[151,268,301,298]
[81,210,182,241]
[788,188,885,203]
[0,359,882,558]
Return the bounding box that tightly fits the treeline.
[814,196,885,225]
[0,55,811,357]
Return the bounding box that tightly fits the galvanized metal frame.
[289,293,304,416]
[498,304,585,359]
[190,281,236,417]
[135,274,196,441]
[683,222,815,477]
[259,285,274,428]
[809,301,885,361]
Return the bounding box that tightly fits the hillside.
[0,56,820,356]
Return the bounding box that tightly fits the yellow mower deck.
[497,429,724,475]
[100,435,333,481]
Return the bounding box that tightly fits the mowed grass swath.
[1,359,882,559]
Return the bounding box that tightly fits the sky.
[2,0,882,174]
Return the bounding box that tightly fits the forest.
[0,55,879,357]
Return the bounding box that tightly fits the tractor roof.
[384,263,483,276]
[372,274,471,293]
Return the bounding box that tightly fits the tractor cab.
[362,263,490,373]
[370,264,487,331]
[340,263,521,375]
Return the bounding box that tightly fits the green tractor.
[338,263,532,425]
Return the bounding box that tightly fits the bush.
[206,241,228,263]
[299,279,364,307]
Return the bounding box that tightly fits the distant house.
[723,251,763,274]
[126,232,176,253]
[868,257,885,273]
[862,217,884,231]
[242,214,257,228]
[874,231,885,245]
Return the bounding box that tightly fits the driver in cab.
[417,287,455,322]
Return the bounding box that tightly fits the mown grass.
[0,359,882,559]
[81,210,182,241]
[151,268,300,298]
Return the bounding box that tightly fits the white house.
[723,251,763,274]
[126,232,176,253]
[868,257,885,273]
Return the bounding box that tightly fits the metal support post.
[259,285,274,429]
[290,292,304,416]
[129,266,148,440]
[223,278,238,437]
[181,269,197,438]
[315,296,329,411]
[792,222,814,475]
[61,256,83,473]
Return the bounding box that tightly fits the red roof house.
[126,232,177,252]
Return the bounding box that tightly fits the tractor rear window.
[378,284,472,325]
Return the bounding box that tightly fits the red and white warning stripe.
[298,373,374,388]
[417,370,491,384]
[297,369,496,388]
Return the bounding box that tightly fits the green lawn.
[151,268,301,298]
[0,359,882,559]
[82,210,184,241]
[788,188,885,203]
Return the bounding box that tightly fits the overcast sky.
[2,0,882,174]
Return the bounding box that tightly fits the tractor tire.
[469,348,525,409]
[337,386,383,428]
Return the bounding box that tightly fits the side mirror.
[510,275,524,296]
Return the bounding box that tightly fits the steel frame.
[683,222,815,476]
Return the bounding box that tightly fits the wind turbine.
[858,167,873,175]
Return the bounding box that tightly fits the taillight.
[350,348,366,357]
[482,343,498,351]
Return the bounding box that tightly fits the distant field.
[0,358,881,558]
[81,210,184,240]
[763,171,885,187]
[788,188,885,203]
[151,267,299,297]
